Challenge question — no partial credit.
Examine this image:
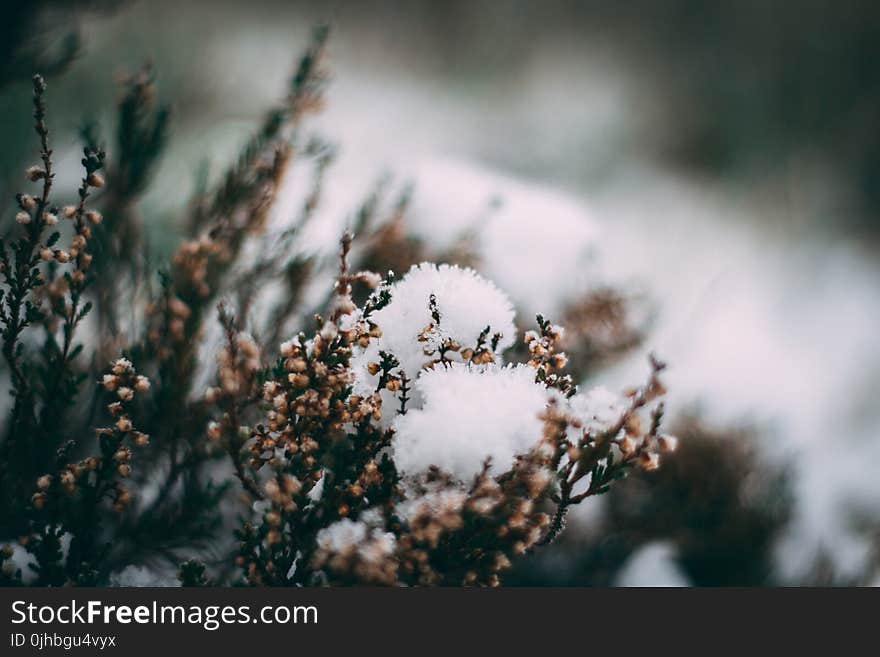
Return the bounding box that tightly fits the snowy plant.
[0,28,676,587]
[391,363,548,480]
[352,262,516,384]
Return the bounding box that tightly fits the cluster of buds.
[539,356,676,546]
[231,319,371,511]
[98,358,151,510]
[263,474,303,514]
[32,359,149,513]
[525,315,574,396]
[13,192,55,229]
[58,146,104,282]
[217,331,261,396]
[396,462,553,586]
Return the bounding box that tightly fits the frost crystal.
[392,363,550,480]
[354,263,516,391]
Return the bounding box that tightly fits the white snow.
[353,262,516,392]
[391,363,549,481]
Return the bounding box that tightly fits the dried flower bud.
[658,434,679,453]
[288,373,310,388]
[87,172,105,188]
[111,358,132,375]
[638,451,660,471]
[618,435,637,457]
[25,166,45,181]
[39,248,53,262]
[115,417,132,432]
[117,386,134,401]
[102,374,118,391]
[43,212,57,226]
[624,413,643,437]
[36,475,52,490]
[117,464,131,478]
[15,211,31,225]
[59,469,76,491]
[207,421,222,441]
[134,375,150,393]
[31,492,47,510]
[320,321,338,341]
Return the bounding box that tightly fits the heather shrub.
[0,28,676,586]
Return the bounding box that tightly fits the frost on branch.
[221,238,673,586]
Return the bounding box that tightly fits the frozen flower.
[354,263,516,389]
[392,363,550,480]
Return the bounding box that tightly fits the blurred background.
[2,0,879,585]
